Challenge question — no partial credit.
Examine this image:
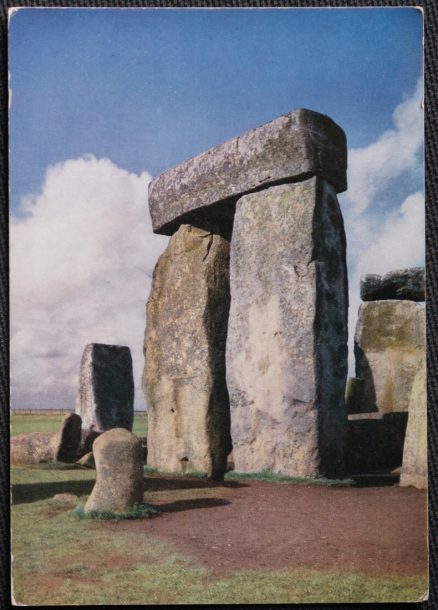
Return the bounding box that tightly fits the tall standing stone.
[143,223,232,479]
[400,358,427,490]
[354,301,425,413]
[226,177,348,478]
[75,343,134,432]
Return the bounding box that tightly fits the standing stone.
[143,223,232,479]
[75,343,134,432]
[51,412,82,462]
[354,301,425,413]
[400,359,427,490]
[84,428,144,514]
[226,177,348,478]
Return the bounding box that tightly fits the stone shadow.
[353,343,378,412]
[144,475,246,492]
[152,498,230,513]
[12,478,95,505]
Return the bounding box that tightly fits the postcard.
[9,7,427,604]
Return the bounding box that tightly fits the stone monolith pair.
[144,108,349,479]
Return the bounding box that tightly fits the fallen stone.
[52,493,78,502]
[400,359,427,490]
[143,224,232,479]
[11,432,55,465]
[75,343,134,432]
[354,300,425,413]
[226,178,348,478]
[361,267,425,302]
[77,451,95,469]
[149,109,347,235]
[52,412,82,463]
[84,428,144,514]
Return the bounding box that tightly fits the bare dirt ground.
[107,474,428,578]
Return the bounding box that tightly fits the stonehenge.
[144,108,349,479]
[75,343,134,432]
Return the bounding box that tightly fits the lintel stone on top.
[148,108,347,235]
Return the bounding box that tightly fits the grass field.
[10,413,428,605]
[11,410,148,437]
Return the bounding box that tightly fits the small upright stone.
[84,428,144,514]
[75,343,134,432]
[400,359,427,490]
[361,267,425,302]
[52,412,82,462]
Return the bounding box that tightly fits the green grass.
[225,470,355,486]
[11,487,427,605]
[10,414,427,604]
[73,502,159,520]
[11,410,147,438]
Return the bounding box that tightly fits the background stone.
[361,267,425,302]
[143,223,232,479]
[52,412,82,463]
[226,178,348,478]
[354,300,425,413]
[84,428,144,513]
[400,358,427,490]
[346,412,408,475]
[149,109,347,235]
[11,432,55,465]
[75,343,134,432]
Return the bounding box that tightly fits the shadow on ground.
[350,474,400,488]
[12,479,95,504]
[152,498,231,513]
[144,475,246,491]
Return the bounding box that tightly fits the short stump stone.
[84,428,144,514]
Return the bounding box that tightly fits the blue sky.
[9,8,424,409]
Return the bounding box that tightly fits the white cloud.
[355,191,425,278]
[344,77,424,215]
[10,156,169,409]
[338,78,425,376]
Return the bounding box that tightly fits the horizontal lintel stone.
[148,108,347,235]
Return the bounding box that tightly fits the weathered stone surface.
[346,412,408,474]
[11,432,55,465]
[400,359,427,490]
[149,109,347,235]
[143,223,232,479]
[75,343,134,432]
[52,412,82,463]
[226,178,348,478]
[354,301,425,413]
[84,428,144,513]
[361,267,425,302]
